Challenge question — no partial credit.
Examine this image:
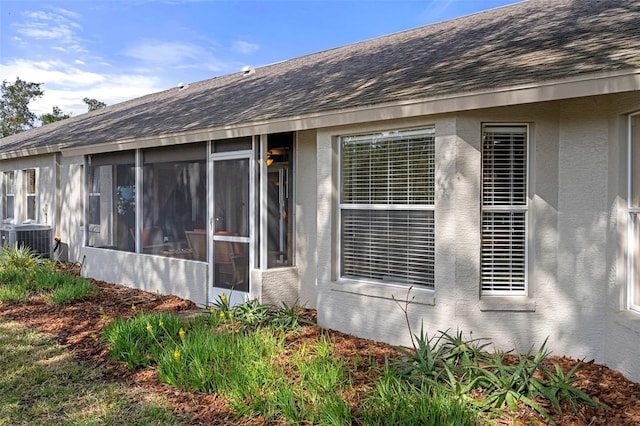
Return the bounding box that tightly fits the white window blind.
[340,128,435,288]
[481,125,528,294]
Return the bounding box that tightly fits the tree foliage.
[40,106,71,125]
[0,78,44,137]
[83,97,106,112]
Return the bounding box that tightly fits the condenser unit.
[0,224,52,258]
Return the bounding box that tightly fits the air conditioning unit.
[0,224,52,258]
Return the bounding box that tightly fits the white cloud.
[233,40,259,55]
[13,8,86,54]
[0,59,163,117]
[122,39,227,72]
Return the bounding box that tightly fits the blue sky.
[0,0,520,117]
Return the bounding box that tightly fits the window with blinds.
[481,125,528,294]
[340,128,435,288]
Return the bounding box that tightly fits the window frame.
[629,112,640,313]
[25,169,37,221]
[338,127,436,289]
[88,166,101,226]
[3,171,15,221]
[480,123,530,296]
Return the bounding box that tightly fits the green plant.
[392,288,604,421]
[271,300,313,330]
[361,366,480,425]
[0,244,39,270]
[541,360,603,413]
[394,323,444,384]
[103,312,185,369]
[48,276,97,305]
[233,298,271,328]
[31,264,66,291]
[0,266,29,286]
[0,283,29,302]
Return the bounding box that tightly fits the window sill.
[330,280,435,306]
[612,311,640,334]
[88,224,101,233]
[479,296,536,312]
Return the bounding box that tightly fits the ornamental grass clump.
[48,276,96,305]
[102,311,187,369]
[0,246,96,304]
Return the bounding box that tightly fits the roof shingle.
[1,0,639,154]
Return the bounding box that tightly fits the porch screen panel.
[481,125,528,294]
[340,128,435,288]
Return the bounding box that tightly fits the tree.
[40,106,71,125]
[83,97,106,112]
[0,78,44,137]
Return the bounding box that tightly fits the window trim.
[25,169,37,221]
[628,112,640,313]
[88,166,101,226]
[337,127,436,288]
[3,171,15,221]
[480,123,530,296]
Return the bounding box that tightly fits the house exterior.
[1,0,640,382]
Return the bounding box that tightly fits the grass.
[104,305,484,425]
[0,318,188,426]
[0,245,97,305]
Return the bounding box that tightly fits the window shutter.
[481,125,528,294]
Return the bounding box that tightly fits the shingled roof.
[1,0,639,155]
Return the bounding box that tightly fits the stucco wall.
[295,129,318,308]
[82,247,209,306]
[314,96,640,382]
[57,155,85,262]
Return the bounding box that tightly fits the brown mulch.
[1,277,639,425]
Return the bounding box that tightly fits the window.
[3,171,15,220]
[630,113,640,312]
[481,125,528,294]
[25,169,36,221]
[339,128,435,287]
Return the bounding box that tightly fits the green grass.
[107,310,484,425]
[0,318,188,426]
[0,246,97,304]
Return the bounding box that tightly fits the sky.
[0,0,521,118]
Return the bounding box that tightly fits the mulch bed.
[1,278,639,425]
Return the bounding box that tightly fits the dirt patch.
[1,279,639,425]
